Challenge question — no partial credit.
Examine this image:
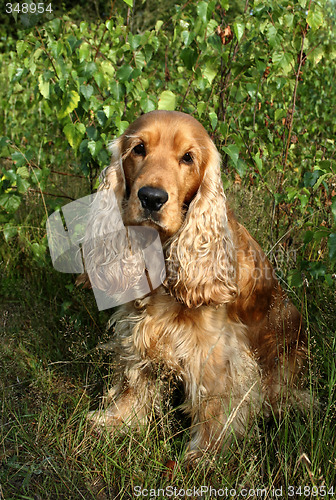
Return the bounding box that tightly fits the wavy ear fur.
[99,137,125,206]
[165,141,238,308]
[76,137,125,289]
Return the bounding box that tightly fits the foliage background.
[0,0,335,497]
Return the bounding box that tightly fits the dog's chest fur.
[114,288,260,399]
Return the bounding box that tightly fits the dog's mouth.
[139,216,167,233]
[126,213,172,242]
[124,210,165,229]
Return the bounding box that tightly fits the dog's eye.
[132,143,146,157]
[181,152,194,164]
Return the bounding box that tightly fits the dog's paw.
[87,408,124,432]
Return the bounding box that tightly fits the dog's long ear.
[165,141,238,308]
[76,137,125,289]
[99,137,125,208]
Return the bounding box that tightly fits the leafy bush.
[1,1,336,496]
[0,0,335,285]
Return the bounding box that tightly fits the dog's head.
[100,110,238,307]
[102,111,218,239]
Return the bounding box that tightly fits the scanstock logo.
[46,190,166,310]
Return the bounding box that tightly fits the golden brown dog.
[87,110,307,458]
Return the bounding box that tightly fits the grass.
[0,185,335,499]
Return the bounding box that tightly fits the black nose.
[138,186,168,212]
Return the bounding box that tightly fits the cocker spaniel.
[87,110,307,457]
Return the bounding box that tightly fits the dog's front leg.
[87,367,158,433]
[183,349,263,459]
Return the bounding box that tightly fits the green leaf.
[38,74,50,99]
[105,20,113,31]
[51,40,63,59]
[63,122,86,151]
[275,109,286,121]
[98,149,109,166]
[50,18,61,36]
[66,35,81,54]
[303,170,322,188]
[329,233,336,260]
[223,145,239,166]
[103,105,114,119]
[207,19,218,35]
[58,91,80,119]
[209,111,218,130]
[129,34,141,51]
[220,124,228,139]
[3,170,16,184]
[88,140,103,158]
[79,139,88,154]
[308,261,326,278]
[11,67,24,83]
[86,126,99,141]
[0,194,21,213]
[235,159,247,177]
[93,72,106,89]
[140,95,156,113]
[134,52,146,70]
[80,62,97,79]
[16,40,28,57]
[287,187,298,202]
[181,30,191,46]
[232,134,244,150]
[158,91,176,111]
[11,152,26,168]
[253,152,263,173]
[116,65,133,82]
[313,229,329,242]
[3,224,18,242]
[284,14,294,29]
[307,8,324,30]
[331,197,336,222]
[233,22,245,42]
[197,1,208,23]
[123,0,133,6]
[80,84,94,101]
[78,42,90,63]
[117,121,129,135]
[298,194,309,207]
[287,269,303,288]
[313,172,332,192]
[246,83,257,99]
[17,166,30,179]
[272,51,293,75]
[197,101,206,118]
[307,46,324,66]
[17,176,30,194]
[110,81,125,100]
[319,160,333,173]
[180,48,197,70]
[203,64,217,84]
[324,274,333,286]
[97,110,107,126]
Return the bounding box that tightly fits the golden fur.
[87,110,307,457]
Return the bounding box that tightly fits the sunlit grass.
[0,183,335,498]
[0,259,335,499]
